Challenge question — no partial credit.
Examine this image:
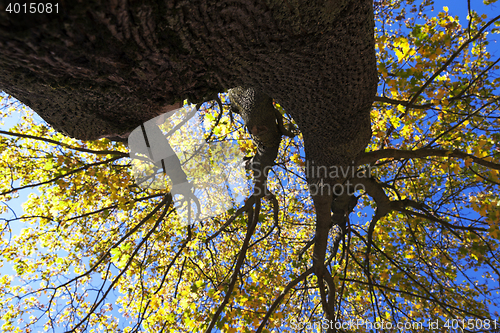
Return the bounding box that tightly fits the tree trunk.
[0,0,377,169]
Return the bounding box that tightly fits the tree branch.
[358,148,500,171]
[0,156,124,196]
[256,267,314,333]
[205,196,255,242]
[67,194,173,332]
[373,96,432,109]
[406,14,500,110]
[205,198,261,333]
[46,194,172,291]
[0,129,128,157]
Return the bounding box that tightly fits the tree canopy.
[1,0,500,332]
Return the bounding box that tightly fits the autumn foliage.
[1,1,500,332]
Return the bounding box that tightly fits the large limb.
[309,185,359,329]
[228,87,293,197]
[229,87,371,328]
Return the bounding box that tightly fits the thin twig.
[67,195,173,332]
[0,129,128,157]
[358,147,500,171]
[0,156,123,196]
[205,198,261,333]
[256,267,314,333]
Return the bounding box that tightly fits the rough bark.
[0,0,377,170]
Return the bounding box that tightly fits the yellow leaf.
[394,37,410,62]
[401,125,412,139]
[389,115,402,128]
